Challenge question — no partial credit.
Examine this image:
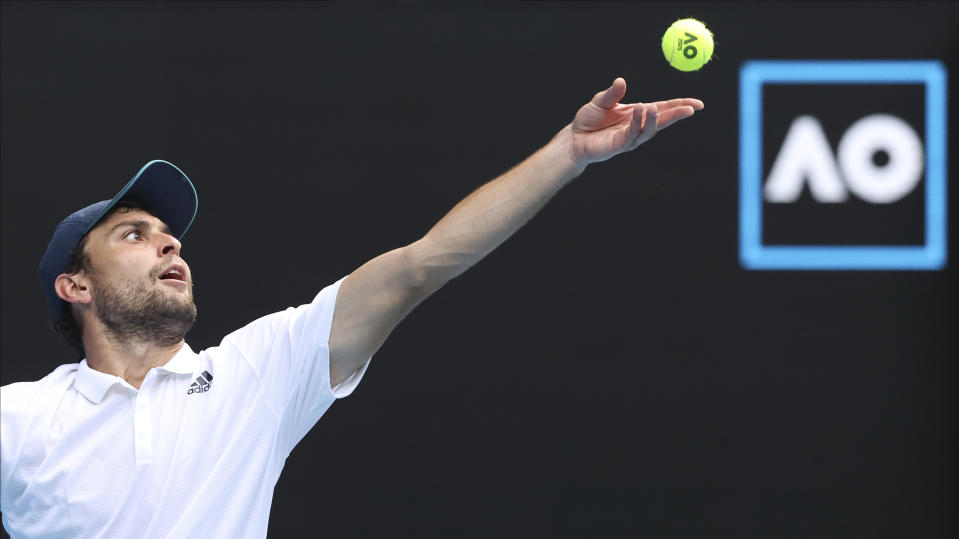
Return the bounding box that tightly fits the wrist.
[550,124,590,182]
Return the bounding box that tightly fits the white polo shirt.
[1,278,369,538]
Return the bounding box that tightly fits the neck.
[81,320,185,389]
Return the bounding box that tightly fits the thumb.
[590,78,627,110]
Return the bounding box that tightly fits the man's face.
[80,208,197,346]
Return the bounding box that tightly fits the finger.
[626,104,659,148]
[591,77,627,110]
[655,105,696,130]
[650,97,705,111]
[624,104,647,144]
[640,105,659,143]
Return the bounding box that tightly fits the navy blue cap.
[39,160,198,319]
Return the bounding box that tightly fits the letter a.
[764,116,848,203]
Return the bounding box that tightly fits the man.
[1,78,703,537]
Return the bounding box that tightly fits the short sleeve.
[218,278,371,454]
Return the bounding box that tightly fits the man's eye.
[124,230,142,241]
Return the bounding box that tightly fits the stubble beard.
[91,266,198,348]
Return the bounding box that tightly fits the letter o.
[837,114,924,203]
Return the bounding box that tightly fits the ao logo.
[765,114,923,204]
[738,60,947,270]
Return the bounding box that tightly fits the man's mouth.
[158,264,187,283]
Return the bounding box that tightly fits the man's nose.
[160,233,182,257]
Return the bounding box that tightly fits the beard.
[90,265,198,348]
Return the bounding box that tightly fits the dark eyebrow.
[110,219,173,236]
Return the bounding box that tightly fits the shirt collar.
[74,360,124,404]
[73,343,199,404]
[156,343,199,375]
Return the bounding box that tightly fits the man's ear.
[54,273,92,305]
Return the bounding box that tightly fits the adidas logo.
[187,370,213,395]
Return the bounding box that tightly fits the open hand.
[569,78,704,165]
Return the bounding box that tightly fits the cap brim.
[84,160,198,240]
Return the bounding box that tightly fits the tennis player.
[1,79,703,537]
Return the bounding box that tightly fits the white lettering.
[764,114,924,204]
[764,116,848,203]
[837,114,924,203]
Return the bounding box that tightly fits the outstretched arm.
[328,78,703,386]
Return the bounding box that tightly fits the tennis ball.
[661,18,714,72]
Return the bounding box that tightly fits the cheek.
[115,255,158,280]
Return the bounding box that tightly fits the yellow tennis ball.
[661,18,714,72]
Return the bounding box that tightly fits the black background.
[762,84,927,246]
[2,2,957,538]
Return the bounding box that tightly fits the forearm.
[408,124,587,288]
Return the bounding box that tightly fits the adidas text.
[187,371,214,395]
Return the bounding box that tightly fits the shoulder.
[218,278,345,355]
[1,364,79,431]
[0,363,80,402]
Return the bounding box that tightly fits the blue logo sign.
[739,60,947,270]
